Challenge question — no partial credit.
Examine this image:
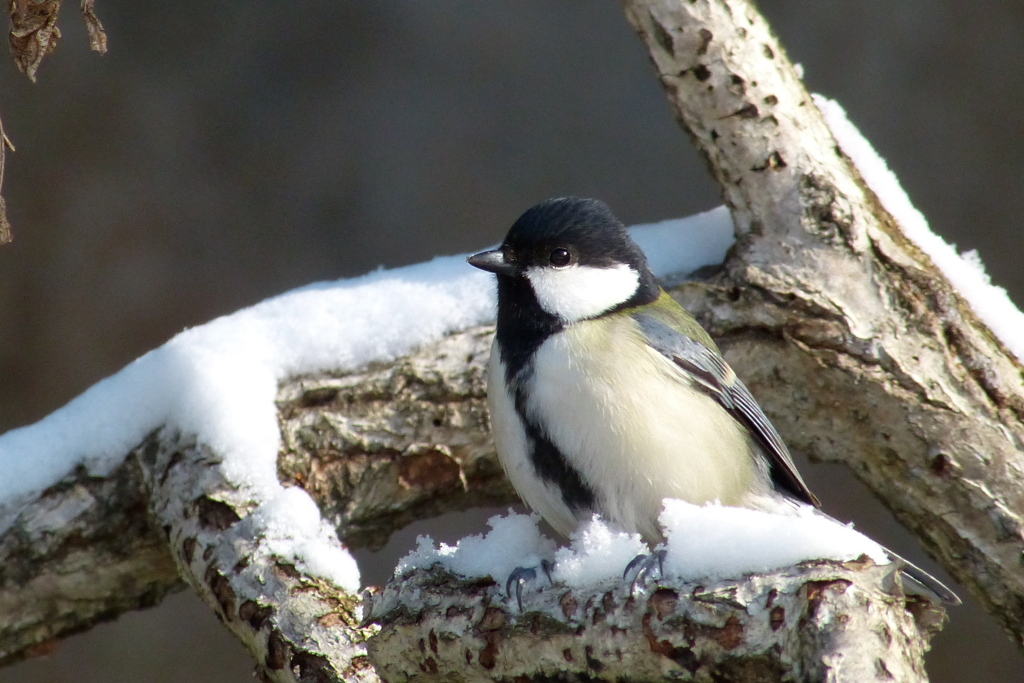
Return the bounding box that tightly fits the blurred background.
[1,1,1021,680]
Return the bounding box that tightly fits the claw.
[624,549,666,594]
[622,554,647,580]
[505,560,554,612]
[505,566,535,611]
[540,558,554,583]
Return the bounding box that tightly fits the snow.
[550,518,648,587]
[395,504,888,593]
[815,94,1024,361]
[0,207,733,589]
[630,205,734,278]
[248,487,361,590]
[659,499,888,580]
[395,511,558,583]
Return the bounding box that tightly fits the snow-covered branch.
[620,0,1024,644]
[136,430,377,683]
[366,561,941,683]
[0,323,513,670]
[363,505,943,682]
[275,326,513,551]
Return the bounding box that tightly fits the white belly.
[489,317,761,542]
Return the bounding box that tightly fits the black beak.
[467,249,517,276]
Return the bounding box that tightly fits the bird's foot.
[623,548,667,594]
[505,559,554,612]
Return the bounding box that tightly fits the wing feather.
[633,312,820,507]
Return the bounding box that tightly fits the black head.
[468,197,660,324]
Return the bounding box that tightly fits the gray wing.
[634,313,820,508]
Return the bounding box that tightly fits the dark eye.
[549,248,571,267]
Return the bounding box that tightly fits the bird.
[467,196,958,605]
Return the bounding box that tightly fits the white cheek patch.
[526,264,640,322]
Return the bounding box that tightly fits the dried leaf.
[9,0,63,81]
[80,0,106,54]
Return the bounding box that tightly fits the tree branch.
[0,116,12,244]
[0,458,180,664]
[619,0,1024,644]
[365,561,943,683]
[134,431,378,683]
[0,325,512,667]
[276,326,515,551]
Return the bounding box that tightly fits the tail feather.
[889,550,961,605]
[798,504,961,605]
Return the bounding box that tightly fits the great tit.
[468,196,958,604]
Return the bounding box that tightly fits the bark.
[0,459,182,664]
[276,326,515,551]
